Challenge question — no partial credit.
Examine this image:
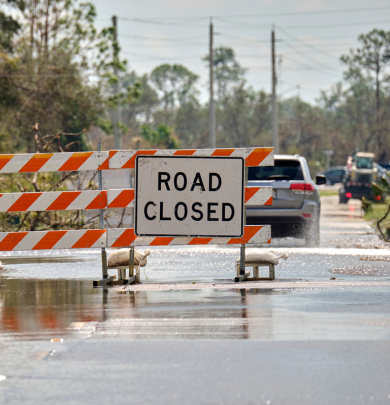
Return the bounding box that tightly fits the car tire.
[304,216,320,247]
[339,193,349,204]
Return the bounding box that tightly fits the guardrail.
[0,146,274,285]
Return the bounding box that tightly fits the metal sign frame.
[135,155,245,238]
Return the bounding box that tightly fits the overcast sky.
[93,0,390,104]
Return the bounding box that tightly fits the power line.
[277,26,339,60]
[218,33,271,43]
[119,34,207,41]
[120,43,208,48]
[122,51,204,60]
[217,5,390,19]
[213,18,390,29]
[281,39,345,75]
[113,6,390,21]
[282,19,390,30]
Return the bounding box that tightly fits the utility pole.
[112,15,122,149]
[271,25,279,154]
[209,17,216,148]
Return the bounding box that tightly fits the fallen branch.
[377,204,390,242]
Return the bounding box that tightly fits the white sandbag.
[108,249,151,268]
[236,251,289,265]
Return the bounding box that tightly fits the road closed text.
[135,156,244,237]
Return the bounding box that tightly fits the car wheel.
[304,216,320,247]
[339,193,349,204]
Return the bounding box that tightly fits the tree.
[139,124,179,149]
[203,47,246,102]
[0,3,20,52]
[0,0,118,153]
[341,29,390,158]
[120,71,159,130]
[150,64,199,112]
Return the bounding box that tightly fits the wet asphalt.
[1,196,390,404]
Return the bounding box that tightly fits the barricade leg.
[269,264,275,280]
[93,142,113,287]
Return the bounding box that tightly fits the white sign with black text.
[135,156,244,237]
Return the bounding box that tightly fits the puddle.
[1,277,390,342]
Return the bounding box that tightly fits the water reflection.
[0,278,279,340]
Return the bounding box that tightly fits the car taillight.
[290,183,315,195]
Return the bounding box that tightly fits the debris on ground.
[331,236,389,250]
[360,256,390,262]
[330,266,390,276]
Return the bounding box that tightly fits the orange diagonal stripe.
[173,150,196,156]
[244,187,260,203]
[264,196,273,206]
[85,191,107,210]
[19,154,53,172]
[58,152,93,171]
[122,150,157,169]
[188,237,212,245]
[0,232,28,250]
[46,192,81,211]
[7,193,42,212]
[211,149,235,156]
[97,158,109,170]
[111,229,137,248]
[150,237,174,246]
[227,225,262,244]
[245,148,273,167]
[0,155,14,171]
[108,190,134,208]
[72,230,105,249]
[33,231,67,250]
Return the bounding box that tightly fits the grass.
[319,190,339,197]
[364,203,390,231]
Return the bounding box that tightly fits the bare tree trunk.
[30,2,35,59]
[45,0,50,55]
[375,63,383,158]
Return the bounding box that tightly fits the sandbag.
[236,251,289,265]
[108,249,151,268]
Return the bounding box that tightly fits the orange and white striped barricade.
[0,147,273,285]
[107,146,274,282]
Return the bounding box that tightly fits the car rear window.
[248,160,304,181]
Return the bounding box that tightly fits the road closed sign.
[135,156,244,237]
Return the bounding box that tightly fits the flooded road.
[1,196,390,404]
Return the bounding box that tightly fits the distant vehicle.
[377,162,390,171]
[246,155,326,247]
[339,152,379,203]
[319,166,347,185]
[374,163,390,182]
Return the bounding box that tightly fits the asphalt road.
[0,196,390,404]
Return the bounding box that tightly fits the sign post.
[238,138,250,281]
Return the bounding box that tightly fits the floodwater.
[1,243,390,341]
[1,196,390,404]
